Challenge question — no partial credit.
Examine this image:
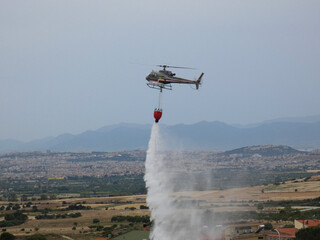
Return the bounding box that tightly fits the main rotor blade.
[157,64,196,70]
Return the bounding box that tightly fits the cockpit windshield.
[148,72,157,78]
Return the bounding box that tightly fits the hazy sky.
[1,0,319,141]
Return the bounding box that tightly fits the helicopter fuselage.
[146,70,203,91]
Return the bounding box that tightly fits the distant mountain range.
[1,116,320,153]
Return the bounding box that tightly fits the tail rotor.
[196,73,204,89]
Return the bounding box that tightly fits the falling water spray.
[144,124,218,240]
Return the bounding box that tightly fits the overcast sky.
[1,0,319,141]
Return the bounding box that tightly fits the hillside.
[224,145,302,157]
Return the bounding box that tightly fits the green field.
[113,230,150,240]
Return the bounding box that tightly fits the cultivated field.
[1,175,319,239]
[179,175,320,200]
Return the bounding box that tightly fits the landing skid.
[147,83,172,91]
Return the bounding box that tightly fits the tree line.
[111,215,150,223]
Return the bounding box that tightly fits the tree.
[12,204,20,211]
[0,232,16,240]
[257,203,264,211]
[264,222,273,230]
[92,219,100,224]
[140,205,149,209]
[96,225,103,231]
[296,226,320,240]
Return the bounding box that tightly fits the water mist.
[144,124,218,240]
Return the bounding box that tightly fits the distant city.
[1,145,319,180]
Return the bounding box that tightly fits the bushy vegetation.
[0,211,28,227]
[199,207,320,223]
[66,204,91,210]
[263,222,273,230]
[111,215,150,223]
[101,225,117,238]
[0,232,15,240]
[35,212,81,219]
[140,205,149,209]
[262,197,320,207]
[92,218,100,224]
[296,226,320,240]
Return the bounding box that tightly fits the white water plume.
[144,124,219,240]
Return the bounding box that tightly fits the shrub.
[96,226,103,231]
[264,222,273,230]
[0,211,28,227]
[66,204,91,210]
[0,232,15,240]
[111,215,150,223]
[92,218,100,224]
[296,226,320,240]
[26,234,46,240]
[140,205,149,209]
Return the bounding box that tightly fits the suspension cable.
[158,90,162,109]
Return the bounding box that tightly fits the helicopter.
[146,65,204,123]
[146,65,204,92]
